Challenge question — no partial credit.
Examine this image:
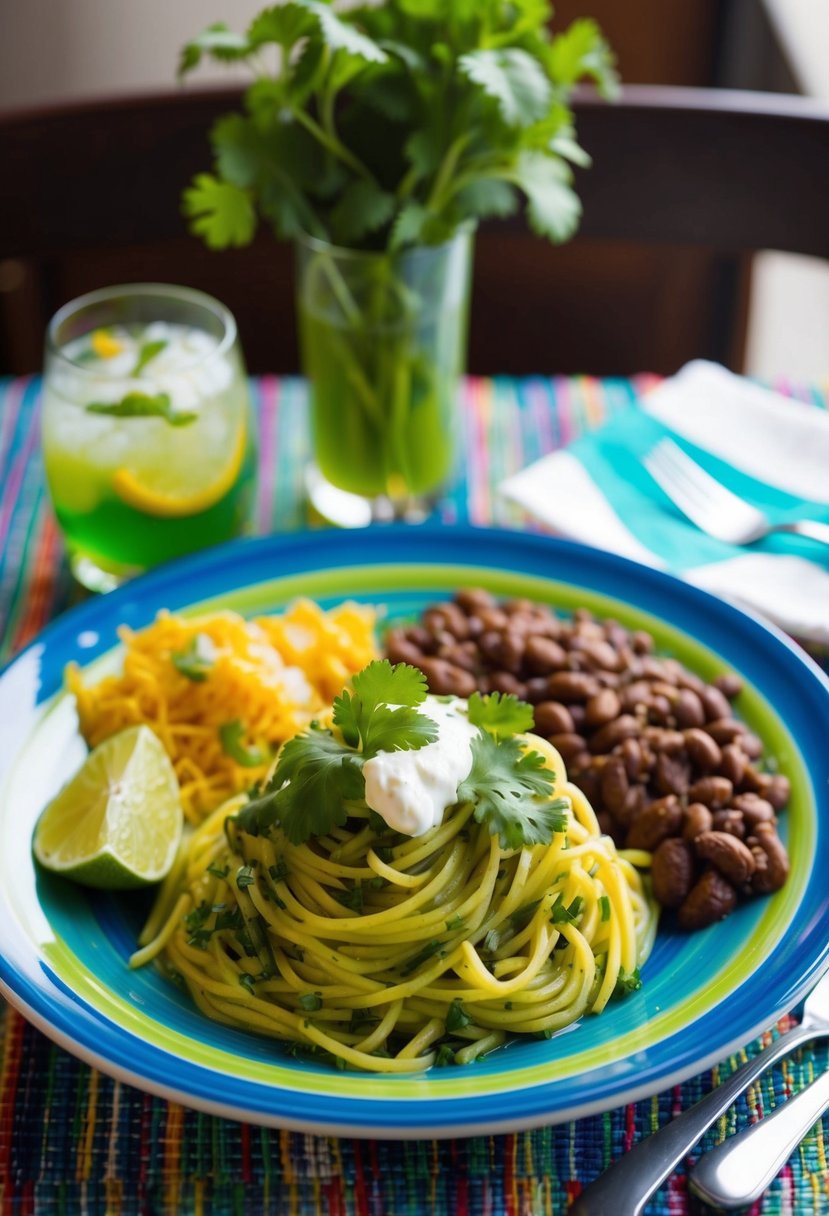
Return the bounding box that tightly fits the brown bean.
[687,776,734,808]
[488,672,526,698]
[613,783,648,830]
[765,774,791,811]
[589,715,641,754]
[524,635,567,673]
[548,733,588,766]
[674,689,706,729]
[651,837,696,909]
[718,743,747,786]
[575,639,624,673]
[643,728,686,756]
[740,733,763,761]
[545,672,600,703]
[682,728,722,772]
[631,630,655,655]
[707,718,746,745]
[700,685,733,722]
[731,793,776,829]
[524,677,553,705]
[626,795,683,850]
[678,869,738,930]
[438,642,478,673]
[695,831,755,884]
[654,751,691,797]
[384,631,425,667]
[477,607,509,632]
[711,809,746,839]
[600,756,629,815]
[749,824,790,893]
[620,737,646,782]
[533,701,575,737]
[714,672,744,700]
[416,657,478,698]
[585,689,621,729]
[454,588,496,615]
[683,802,714,841]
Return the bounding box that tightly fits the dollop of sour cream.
[362,697,478,836]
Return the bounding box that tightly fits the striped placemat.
[1,374,828,1215]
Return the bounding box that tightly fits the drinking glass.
[42,284,256,592]
[296,228,473,526]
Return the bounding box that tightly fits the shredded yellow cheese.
[66,600,377,822]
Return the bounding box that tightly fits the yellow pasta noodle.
[133,735,656,1072]
[66,600,376,821]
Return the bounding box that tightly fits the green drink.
[42,286,256,591]
[297,230,473,524]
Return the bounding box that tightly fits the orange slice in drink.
[112,419,247,518]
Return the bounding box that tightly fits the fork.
[690,1064,829,1209]
[643,438,829,547]
[569,968,829,1216]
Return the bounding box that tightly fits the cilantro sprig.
[178,2,617,253]
[232,659,569,852]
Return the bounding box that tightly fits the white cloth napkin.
[499,361,829,644]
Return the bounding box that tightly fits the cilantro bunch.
[179,0,617,252]
[232,660,569,848]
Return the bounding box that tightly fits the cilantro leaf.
[513,152,581,244]
[611,968,642,1000]
[182,174,257,250]
[547,18,619,100]
[264,729,365,844]
[220,720,268,768]
[459,49,552,128]
[178,22,251,77]
[85,392,196,427]
[457,732,567,850]
[329,179,396,245]
[467,691,534,740]
[332,660,436,757]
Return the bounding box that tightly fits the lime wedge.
[33,725,183,889]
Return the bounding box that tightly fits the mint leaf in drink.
[133,340,168,376]
[85,392,196,427]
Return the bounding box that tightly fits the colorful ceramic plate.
[1,526,828,1139]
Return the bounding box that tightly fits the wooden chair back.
[2,85,829,375]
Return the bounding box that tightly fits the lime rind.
[33,725,183,889]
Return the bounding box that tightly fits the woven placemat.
[1,374,827,1215]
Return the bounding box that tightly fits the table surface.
[1,372,828,1216]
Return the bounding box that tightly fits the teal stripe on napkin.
[571,409,829,572]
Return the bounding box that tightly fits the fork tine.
[643,438,768,544]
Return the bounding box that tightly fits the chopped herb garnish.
[445,999,471,1032]
[338,884,364,913]
[434,1044,456,1067]
[299,993,323,1012]
[172,633,215,682]
[550,894,584,925]
[401,939,445,976]
[445,914,465,932]
[236,864,256,890]
[239,973,256,995]
[268,860,289,883]
[599,895,611,922]
[207,862,230,881]
[612,968,642,1000]
[220,720,268,768]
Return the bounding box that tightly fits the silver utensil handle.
[690,1067,829,1210]
[778,520,829,547]
[568,1022,816,1216]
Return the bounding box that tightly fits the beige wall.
[0,1,261,109]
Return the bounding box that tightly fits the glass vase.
[296,228,473,526]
